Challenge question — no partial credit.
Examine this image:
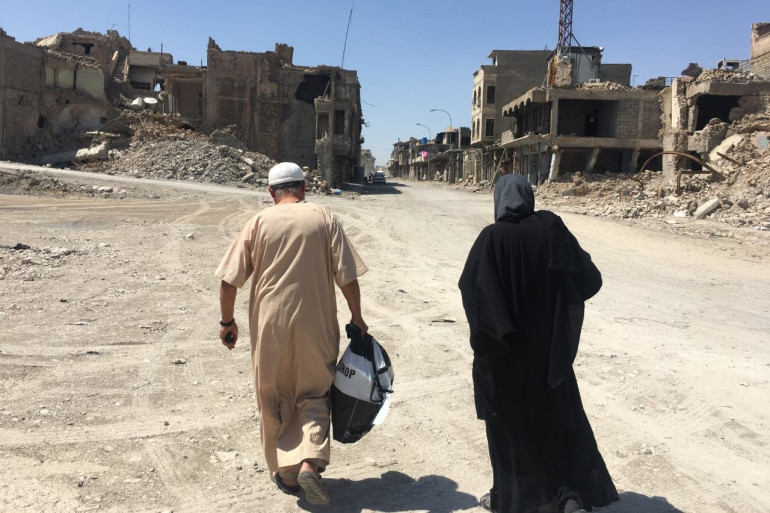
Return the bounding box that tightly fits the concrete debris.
[695,69,761,85]
[693,198,721,219]
[0,243,76,281]
[535,131,769,228]
[76,143,109,162]
[575,81,632,91]
[91,120,278,187]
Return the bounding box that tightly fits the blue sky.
[1,0,767,164]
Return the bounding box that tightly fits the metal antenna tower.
[556,0,574,54]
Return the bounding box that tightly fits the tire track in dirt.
[0,409,245,447]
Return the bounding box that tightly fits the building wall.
[43,58,105,99]
[599,63,632,86]
[35,29,132,89]
[173,81,203,117]
[471,50,551,146]
[206,43,360,173]
[751,23,770,79]
[615,100,639,138]
[0,31,43,159]
[205,48,314,168]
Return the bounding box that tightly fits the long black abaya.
[459,174,618,513]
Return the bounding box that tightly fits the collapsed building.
[0,28,363,185]
[389,22,770,192]
[204,39,362,183]
[500,82,661,183]
[469,45,643,184]
[0,28,122,161]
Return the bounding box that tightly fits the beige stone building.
[1,28,363,184]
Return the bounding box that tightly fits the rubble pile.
[305,168,331,194]
[536,131,770,231]
[88,121,277,187]
[0,170,126,198]
[0,243,75,282]
[694,69,761,85]
[576,81,632,91]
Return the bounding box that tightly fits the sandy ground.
[1,163,769,513]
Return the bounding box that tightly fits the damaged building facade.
[0,28,120,161]
[0,28,362,184]
[388,127,470,183]
[500,84,661,183]
[205,40,362,183]
[466,45,646,184]
[660,71,770,179]
[390,22,770,187]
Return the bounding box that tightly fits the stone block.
[694,198,721,219]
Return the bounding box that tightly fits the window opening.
[487,85,495,104]
[334,110,345,135]
[485,119,495,137]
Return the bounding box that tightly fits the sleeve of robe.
[537,211,603,388]
[214,216,257,288]
[459,226,517,419]
[328,212,368,287]
[458,226,517,357]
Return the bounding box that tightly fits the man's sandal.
[271,472,300,495]
[298,471,331,505]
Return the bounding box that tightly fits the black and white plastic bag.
[330,324,394,444]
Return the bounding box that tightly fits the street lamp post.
[415,123,432,181]
[431,108,458,183]
[416,123,432,140]
[430,108,454,147]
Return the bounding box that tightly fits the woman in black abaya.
[458,174,618,513]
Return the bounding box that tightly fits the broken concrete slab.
[694,198,721,219]
[76,143,109,162]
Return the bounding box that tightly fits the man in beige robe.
[215,162,368,505]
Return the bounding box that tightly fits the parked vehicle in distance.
[372,172,386,185]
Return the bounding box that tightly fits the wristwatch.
[220,318,236,327]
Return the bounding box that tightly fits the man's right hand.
[220,323,238,350]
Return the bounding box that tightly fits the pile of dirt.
[305,168,332,195]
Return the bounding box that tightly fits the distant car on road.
[372,172,386,185]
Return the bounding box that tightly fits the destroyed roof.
[694,68,762,84]
[575,81,632,91]
[34,28,127,48]
[43,49,102,69]
[34,33,63,47]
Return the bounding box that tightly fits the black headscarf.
[494,174,535,222]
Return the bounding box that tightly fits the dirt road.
[1,164,769,513]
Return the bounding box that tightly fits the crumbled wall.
[43,54,105,100]
[751,23,770,79]
[0,31,43,159]
[205,46,317,169]
[34,29,131,89]
[205,42,361,173]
